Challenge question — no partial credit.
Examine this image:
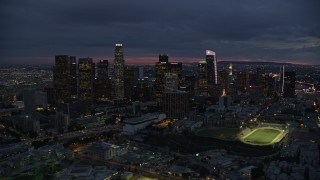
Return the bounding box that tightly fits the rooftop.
[124,113,165,125]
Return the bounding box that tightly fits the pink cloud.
[1,56,313,65]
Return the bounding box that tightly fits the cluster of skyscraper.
[53,45,124,106]
[52,44,296,118]
[52,44,153,112]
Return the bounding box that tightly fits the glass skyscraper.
[114,44,125,98]
[206,50,218,85]
[78,57,95,102]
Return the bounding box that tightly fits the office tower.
[206,50,218,85]
[53,55,71,103]
[262,74,275,97]
[282,71,296,98]
[97,60,109,79]
[133,78,154,102]
[155,55,182,106]
[95,60,111,102]
[159,54,169,63]
[168,62,182,81]
[155,62,168,105]
[236,71,247,93]
[163,90,189,119]
[198,60,208,96]
[69,56,78,100]
[218,69,227,88]
[113,44,124,98]
[114,44,125,98]
[226,63,234,95]
[78,58,95,102]
[23,88,36,115]
[164,73,179,91]
[124,66,136,100]
[184,75,196,97]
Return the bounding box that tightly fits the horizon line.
[0,56,315,66]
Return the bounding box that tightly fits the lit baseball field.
[240,128,287,145]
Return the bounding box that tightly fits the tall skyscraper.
[206,50,218,85]
[133,78,154,102]
[236,71,247,93]
[97,60,109,79]
[69,56,78,100]
[282,71,296,98]
[53,55,71,103]
[218,69,227,91]
[164,73,179,91]
[262,74,276,97]
[78,58,95,102]
[155,61,168,105]
[95,60,111,102]
[114,44,125,98]
[226,63,234,95]
[124,66,136,100]
[198,60,208,96]
[159,54,169,63]
[168,62,182,81]
[155,55,182,106]
[184,75,196,97]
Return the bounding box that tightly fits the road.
[19,125,120,145]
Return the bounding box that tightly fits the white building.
[123,113,166,135]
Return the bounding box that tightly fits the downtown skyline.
[1,0,320,65]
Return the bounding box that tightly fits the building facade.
[53,55,71,103]
[163,90,189,119]
[198,61,208,96]
[78,58,95,102]
[282,71,296,98]
[206,50,218,85]
[113,44,125,98]
[95,60,111,102]
[155,55,182,106]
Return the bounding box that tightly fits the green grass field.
[196,128,239,139]
[243,128,281,144]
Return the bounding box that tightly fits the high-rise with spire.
[206,50,218,85]
[114,44,125,98]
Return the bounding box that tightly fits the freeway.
[20,125,120,145]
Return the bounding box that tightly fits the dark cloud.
[0,0,319,64]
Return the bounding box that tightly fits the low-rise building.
[87,142,127,161]
[123,113,166,135]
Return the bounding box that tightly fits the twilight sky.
[1,0,319,65]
